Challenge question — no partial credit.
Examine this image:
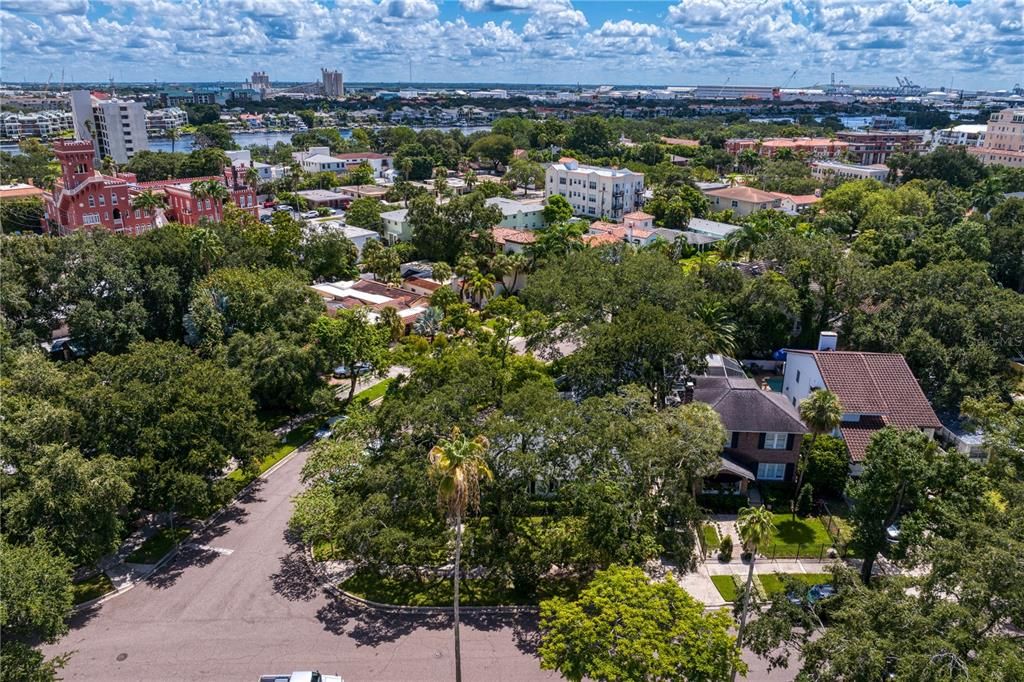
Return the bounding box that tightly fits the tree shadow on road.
[144,543,222,590]
[271,531,322,602]
[461,611,543,657]
[65,601,104,632]
[316,598,450,646]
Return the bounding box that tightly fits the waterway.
[1,125,493,156]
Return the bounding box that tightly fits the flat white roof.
[380,208,408,221]
[311,282,393,305]
[549,162,642,178]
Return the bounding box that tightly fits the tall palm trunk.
[453,514,463,682]
[731,552,757,682]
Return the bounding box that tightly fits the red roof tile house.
[781,332,941,473]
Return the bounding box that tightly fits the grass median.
[765,513,833,558]
[125,527,192,564]
[340,568,579,607]
[72,573,115,604]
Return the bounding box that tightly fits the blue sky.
[1,1,1021,89]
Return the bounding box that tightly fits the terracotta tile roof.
[770,192,821,205]
[403,276,442,292]
[661,137,700,147]
[589,220,619,233]
[840,415,888,462]
[582,232,620,247]
[492,227,537,245]
[797,350,940,428]
[0,183,45,199]
[623,211,654,220]
[704,186,780,204]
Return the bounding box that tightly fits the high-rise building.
[969,108,1024,168]
[250,71,271,95]
[321,68,344,99]
[69,90,149,165]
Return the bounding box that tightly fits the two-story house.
[692,355,808,494]
[782,332,941,474]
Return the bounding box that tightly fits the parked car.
[332,362,372,379]
[273,204,291,212]
[263,200,277,208]
[787,583,836,606]
[314,415,346,440]
[259,214,272,223]
[259,672,342,682]
[302,210,319,219]
[885,522,901,544]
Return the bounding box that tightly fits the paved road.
[46,418,796,681]
[46,444,557,682]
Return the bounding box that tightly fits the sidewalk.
[675,556,842,608]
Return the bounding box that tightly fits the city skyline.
[1,1,1022,91]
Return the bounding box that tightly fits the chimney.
[817,331,838,351]
[682,380,695,404]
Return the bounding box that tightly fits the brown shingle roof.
[799,350,940,428]
[840,415,888,462]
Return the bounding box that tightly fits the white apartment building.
[932,124,986,149]
[545,158,645,221]
[70,90,149,164]
[292,146,347,174]
[810,160,890,182]
[969,108,1024,168]
[0,110,73,139]
[145,107,188,134]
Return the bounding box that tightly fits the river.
[1,125,493,156]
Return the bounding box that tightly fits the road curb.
[73,439,313,613]
[305,546,539,616]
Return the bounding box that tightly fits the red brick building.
[45,140,152,235]
[44,139,257,234]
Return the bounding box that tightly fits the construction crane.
[41,72,53,96]
[716,76,731,100]
[782,69,798,89]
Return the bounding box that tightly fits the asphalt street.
[45,436,796,682]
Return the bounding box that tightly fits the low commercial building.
[810,160,890,182]
[295,189,349,209]
[545,157,644,221]
[725,137,848,159]
[771,191,821,215]
[932,124,986,149]
[0,110,74,139]
[835,130,926,165]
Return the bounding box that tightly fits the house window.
[757,463,786,480]
[98,195,105,206]
[763,432,788,449]
[134,209,141,218]
[731,200,738,208]
[559,177,566,185]
[88,196,95,207]
[82,213,101,225]
[111,194,117,204]
[205,199,211,210]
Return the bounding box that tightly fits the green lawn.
[703,524,720,554]
[759,573,832,595]
[765,513,833,558]
[711,575,738,602]
[340,568,579,607]
[352,377,394,405]
[72,573,115,604]
[125,527,192,564]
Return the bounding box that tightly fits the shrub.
[718,535,733,562]
[698,493,747,514]
[804,435,850,497]
[797,483,814,517]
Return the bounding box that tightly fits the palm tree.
[732,505,776,682]
[377,305,404,342]
[431,261,453,284]
[464,168,477,191]
[167,127,180,154]
[413,306,444,342]
[245,165,261,191]
[489,254,512,291]
[466,270,495,307]
[796,389,842,491]
[100,155,118,177]
[454,255,476,301]
[721,223,764,261]
[193,180,230,223]
[428,427,492,682]
[505,252,528,293]
[132,190,164,227]
[970,176,1004,214]
[527,222,585,266]
[695,301,737,356]
[190,226,224,274]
